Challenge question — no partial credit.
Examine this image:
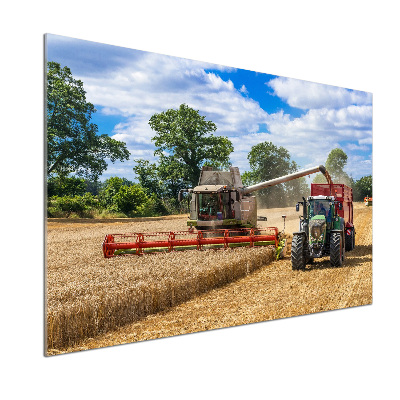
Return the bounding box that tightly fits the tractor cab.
[308,196,334,222]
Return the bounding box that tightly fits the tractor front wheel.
[330,232,344,267]
[291,234,306,271]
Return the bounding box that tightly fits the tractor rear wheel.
[330,232,344,267]
[291,234,306,271]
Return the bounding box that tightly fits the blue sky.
[46,34,372,183]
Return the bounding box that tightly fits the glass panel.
[310,200,331,218]
[198,193,219,220]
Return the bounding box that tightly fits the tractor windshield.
[310,200,331,220]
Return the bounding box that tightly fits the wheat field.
[46,218,275,351]
[46,204,372,355]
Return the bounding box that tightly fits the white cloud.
[268,77,372,110]
[75,50,371,180]
[267,105,372,139]
[345,154,373,179]
[228,105,372,177]
[78,52,269,147]
[239,85,248,94]
[359,137,373,145]
[112,117,154,145]
[345,143,369,152]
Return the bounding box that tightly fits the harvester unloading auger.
[103,165,330,258]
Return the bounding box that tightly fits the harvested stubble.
[47,231,274,350]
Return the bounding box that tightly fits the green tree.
[47,62,130,180]
[99,177,130,208]
[83,179,103,196]
[133,158,187,214]
[113,185,148,215]
[157,154,189,199]
[246,142,308,208]
[353,175,372,201]
[99,176,148,214]
[47,175,86,197]
[241,171,254,187]
[312,173,328,184]
[284,161,310,205]
[149,104,233,187]
[133,159,165,198]
[326,148,347,175]
[313,148,350,184]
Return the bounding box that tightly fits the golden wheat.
[46,219,275,351]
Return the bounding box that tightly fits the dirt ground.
[48,202,372,354]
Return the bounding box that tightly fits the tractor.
[291,181,355,270]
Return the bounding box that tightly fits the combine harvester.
[103,165,331,258]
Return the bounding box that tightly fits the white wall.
[1,1,397,399]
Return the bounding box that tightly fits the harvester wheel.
[330,232,344,267]
[291,234,306,271]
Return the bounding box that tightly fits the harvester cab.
[178,167,250,228]
[292,182,354,270]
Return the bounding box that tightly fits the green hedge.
[48,193,98,218]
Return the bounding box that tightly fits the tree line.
[46,62,372,218]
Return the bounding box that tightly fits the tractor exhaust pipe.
[241,165,327,195]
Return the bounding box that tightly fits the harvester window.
[198,193,219,220]
[198,192,235,220]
